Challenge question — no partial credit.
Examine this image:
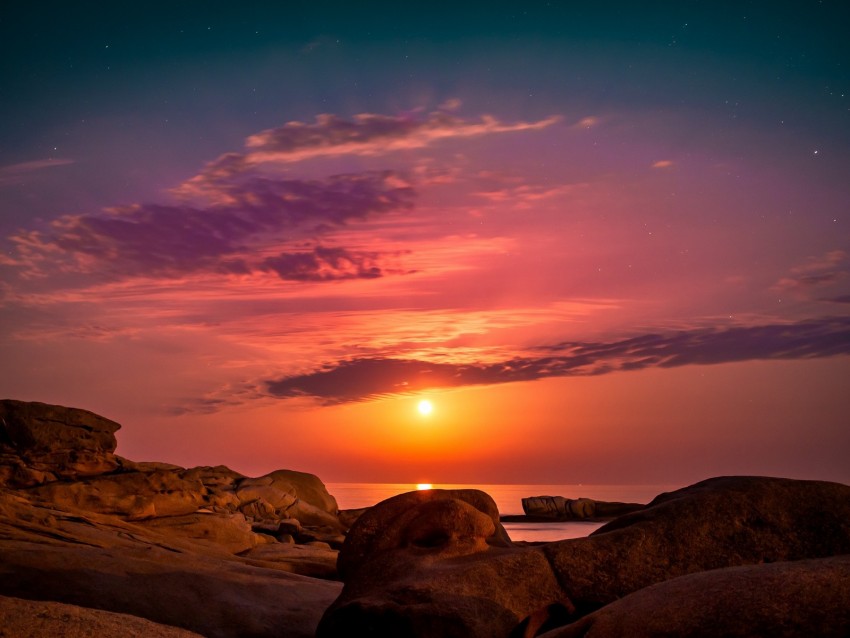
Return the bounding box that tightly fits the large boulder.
[317,476,850,638]
[0,399,120,486]
[541,555,850,638]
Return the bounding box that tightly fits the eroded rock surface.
[318,476,850,638]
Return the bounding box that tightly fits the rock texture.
[0,399,120,486]
[318,476,850,638]
[0,595,205,638]
[540,555,850,638]
[0,399,344,638]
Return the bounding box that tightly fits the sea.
[326,483,677,542]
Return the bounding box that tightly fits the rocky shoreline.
[2,399,849,637]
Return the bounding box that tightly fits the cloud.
[265,316,850,403]
[652,160,673,168]
[773,250,849,299]
[244,111,560,161]
[176,110,560,199]
[5,171,414,282]
[0,158,74,185]
[259,245,390,281]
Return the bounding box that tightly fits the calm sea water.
[326,483,677,542]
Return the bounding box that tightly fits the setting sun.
[416,483,433,490]
[417,399,433,416]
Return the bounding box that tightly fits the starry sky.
[2,2,849,485]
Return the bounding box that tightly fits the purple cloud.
[6,171,413,282]
[260,246,384,281]
[266,317,850,403]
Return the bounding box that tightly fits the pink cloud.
[773,250,849,299]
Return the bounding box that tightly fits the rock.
[239,496,277,520]
[30,469,206,520]
[138,511,269,554]
[0,489,342,638]
[540,555,850,638]
[520,495,643,520]
[236,469,342,529]
[317,477,850,638]
[242,542,340,579]
[0,595,205,638]
[0,399,120,486]
[278,517,303,535]
[338,507,369,530]
[336,488,512,581]
[1,540,342,638]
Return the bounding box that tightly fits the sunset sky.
[2,3,849,485]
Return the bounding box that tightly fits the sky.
[1,2,849,486]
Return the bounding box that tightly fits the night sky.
[2,2,849,485]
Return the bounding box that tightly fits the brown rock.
[317,477,850,638]
[0,399,120,485]
[139,511,269,554]
[541,555,850,638]
[30,469,206,520]
[1,540,342,638]
[242,542,340,579]
[0,487,342,638]
[237,469,342,529]
[337,488,512,580]
[0,595,205,638]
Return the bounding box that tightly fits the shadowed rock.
[318,476,850,638]
[540,555,850,638]
[0,595,205,638]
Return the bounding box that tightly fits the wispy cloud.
[265,317,850,403]
[0,158,74,185]
[176,110,559,199]
[773,250,849,299]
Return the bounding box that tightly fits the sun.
[416,483,433,490]
[417,399,433,416]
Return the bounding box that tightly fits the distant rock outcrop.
[317,476,850,638]
[519,495,644,520]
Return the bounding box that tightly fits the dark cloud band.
[266,317,850,403]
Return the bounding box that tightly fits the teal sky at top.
[3,2,848,123]
[1,1,849,225]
